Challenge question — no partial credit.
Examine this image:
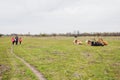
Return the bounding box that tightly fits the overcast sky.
[0,0,120,34]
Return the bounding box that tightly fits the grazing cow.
[73,39,82,45]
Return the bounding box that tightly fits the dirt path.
[11,46,46,80]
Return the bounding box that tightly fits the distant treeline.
[1,32,120,37]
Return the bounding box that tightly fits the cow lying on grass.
[86,40,104,46]
[98,38,108,45]
[73,39,82,45]
[86,38,108,46]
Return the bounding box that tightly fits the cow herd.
[73,38,108,46]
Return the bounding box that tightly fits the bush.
[0,34,3,37]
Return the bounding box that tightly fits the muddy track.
[11,46,46,80]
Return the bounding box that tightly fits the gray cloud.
[0,0,120,34]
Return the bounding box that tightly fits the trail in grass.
[11,46,46,80]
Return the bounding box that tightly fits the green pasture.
[0,36,120,80]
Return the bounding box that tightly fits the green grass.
[0,36,120,80]
[0,37,38,80]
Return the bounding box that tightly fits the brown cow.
[86,40,104,46]
[86,38,108,46]
[98,38,108,45]
[73,39,82,45]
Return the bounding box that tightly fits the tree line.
[0,32,119,37]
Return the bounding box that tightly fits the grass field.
[0,36,120,80]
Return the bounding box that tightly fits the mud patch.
[88,60,101,64]
[81,52,92,58]
[112,62,120,67]
[52,51,65,54]
[110,62,120,79]
[0,64,10,80]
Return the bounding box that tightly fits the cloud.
[0,0,120,34]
